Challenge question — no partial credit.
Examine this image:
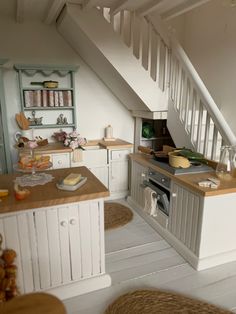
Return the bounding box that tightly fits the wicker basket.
[168,151,190,168]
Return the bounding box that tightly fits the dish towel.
[144,186,157,217]
[72,149,83,163]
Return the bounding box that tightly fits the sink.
[82,145,104,150]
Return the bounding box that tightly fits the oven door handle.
[140,181,161,199]
[142,180,164,195]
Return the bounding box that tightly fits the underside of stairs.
[57,4,168,116]
[57,3,236,160]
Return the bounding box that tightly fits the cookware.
[138,146,170,162]
[178,149,204,160]
[30,80,58,88]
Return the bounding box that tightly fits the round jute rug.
[104,289,232,314]
[104,202,133,230]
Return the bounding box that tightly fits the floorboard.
[63,199,236,313]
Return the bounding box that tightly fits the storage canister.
[105,125,113,139]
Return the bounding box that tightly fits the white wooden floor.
[63,199,236,314]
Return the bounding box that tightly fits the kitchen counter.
[0,166,111,299]
[129,153,236,271]
[130,153,236,196]
[0,166,109,214]
[17,139,133,154]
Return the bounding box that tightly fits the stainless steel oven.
[143,168,171,218]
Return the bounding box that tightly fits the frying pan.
[30,80,58,88]
[138,146,169,162]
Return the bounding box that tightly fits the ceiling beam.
[44,0,66,24]
[136,0,165,17]
[82,0,100,10]
[110,0,129,15]
[162,0,211,21]
[16,0,25,23]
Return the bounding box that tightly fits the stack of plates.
[56,177,87,191]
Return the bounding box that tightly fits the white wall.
[0,17,134,162]
[170,0,236,135]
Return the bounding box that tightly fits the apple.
[14,183,30,200]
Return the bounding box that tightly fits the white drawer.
[52,153,70,169]
[110,149,130,161]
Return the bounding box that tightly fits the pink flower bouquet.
[63,130,87,150]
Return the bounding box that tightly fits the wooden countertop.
[0,167,109,215]
[17,139,133,154]
[130,153,236,197]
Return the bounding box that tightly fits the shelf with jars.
[14,64,78,129]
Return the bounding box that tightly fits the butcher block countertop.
[130,153,236,197]
[0,167,109,215]
[17,139,133,154]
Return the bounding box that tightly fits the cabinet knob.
[58,160,62,165]
[70,219,76,225]
[141,173,146,177]
[172,193,177,198]
[60,221,67,227]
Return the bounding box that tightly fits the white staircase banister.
[171,36,236,146]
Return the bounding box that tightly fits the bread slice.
[63,173,81,186]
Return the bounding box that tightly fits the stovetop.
[149,158,214,175]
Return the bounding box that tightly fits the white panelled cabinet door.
[109,160,129,193]
[89,166,109,188]
[0,200,105,295]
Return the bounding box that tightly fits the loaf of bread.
[63,173,81,186]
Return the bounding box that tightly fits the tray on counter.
[56,176,87,191]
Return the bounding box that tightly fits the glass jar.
[216,145,236,181]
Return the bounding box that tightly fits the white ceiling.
[0,0,212,23]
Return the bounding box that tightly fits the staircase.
[57,3,236,161]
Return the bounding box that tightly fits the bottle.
[216,145,236,181]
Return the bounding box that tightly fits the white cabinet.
[89,166,109,188]
[71,148,109,188]
[130,160,148,209]
[0,200,110,299]
[108,148,133,198]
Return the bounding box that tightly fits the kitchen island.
[128,153,236,271]
[0,167,111,300]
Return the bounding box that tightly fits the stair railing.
[168,36,236,159]
[99,7,236,160]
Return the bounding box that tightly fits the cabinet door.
[168,182,202,255]
[0,201,104,295]
[109,160,129,192]
[130,160,148,208]
[89,166,109,188]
